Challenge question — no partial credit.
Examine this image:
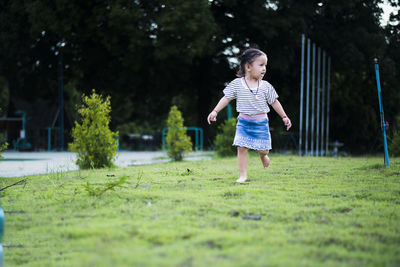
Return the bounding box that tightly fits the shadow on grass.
[357,163,387,170]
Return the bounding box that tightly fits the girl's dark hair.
[236,48,267,77]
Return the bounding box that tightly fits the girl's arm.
[271,99,292,131]
[207,96,231,124]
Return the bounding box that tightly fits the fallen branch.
[0,179,27,192]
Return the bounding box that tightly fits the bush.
[0,142,7,158]
[214,118,237,157]
[69,90,118,169]
[166,105,192,161]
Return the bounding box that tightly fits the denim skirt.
[233,113,272,151]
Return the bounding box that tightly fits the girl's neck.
[243,75,259,90]
[244,75,259,83]
[244,75,259,89]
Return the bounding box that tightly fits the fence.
[299,34,331,156]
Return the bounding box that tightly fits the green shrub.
[0,141,7,158]
[214,118,237,157]
[69,90,118,169]
[166,105,192,161]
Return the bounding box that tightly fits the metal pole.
[162,128,167,151]
[311,43,316,156]
[321,51,326,156]
[58,51,64,151]
[48,127,51,151]
[200,128,204,151]
[299,34,305,156]
[305,39,311,156]
[195,129,199,151]
[316,47,321,157]
[326,57,331,155]
[227,104,233,120]
[374,58,390,166]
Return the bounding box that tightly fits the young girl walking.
[207,48,292,183]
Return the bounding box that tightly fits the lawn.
[1,153,400,266]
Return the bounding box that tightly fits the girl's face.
[246,54,267,80]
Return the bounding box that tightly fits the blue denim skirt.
[233,113,271,151]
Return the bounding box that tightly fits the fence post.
[299,34,305,156]
[326,57,331,155]
[311,43,316,156]
[316,47,321,157]
[305,38,311,156]
[321,51,326,156]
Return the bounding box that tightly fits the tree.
[0,77,9,117]
[1,0,399,153]
[69,90,118,169]
[166,105,192,161]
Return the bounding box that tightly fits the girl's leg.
[237,146,248,182]
[258,149,270,168]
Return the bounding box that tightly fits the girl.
[207,48,292,183]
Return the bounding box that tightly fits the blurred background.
[0,0,399,154]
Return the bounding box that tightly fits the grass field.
[1,153,400,266]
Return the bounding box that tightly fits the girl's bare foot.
[261,155,271,168]
[236,176,247,183]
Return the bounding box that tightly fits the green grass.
[1,153,400,266]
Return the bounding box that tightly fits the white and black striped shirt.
[223,78,279,115]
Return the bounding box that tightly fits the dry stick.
[0,179,27,192]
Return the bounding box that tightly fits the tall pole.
[299,34,305,156]
[325,57,331,155]
[311,43,316,156]
[316,47,321,157]
[374,58,390,166]
[321,51,326,156]
[58,51,64,151]
[305,39,311,156]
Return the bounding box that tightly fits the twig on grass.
[0,178,27,192]
[135,171,144,189]
[83,176,130,197]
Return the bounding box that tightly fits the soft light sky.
[380,0,399,25]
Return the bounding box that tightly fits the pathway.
[0,151,213,177]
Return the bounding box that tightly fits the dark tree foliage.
[0,0,399,153]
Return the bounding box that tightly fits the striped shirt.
[223,78,279,115]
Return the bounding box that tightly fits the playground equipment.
[0,110,31,151]
[13,110,32,150]
[47,127,60,151]
[298,34,331,156]
[227,104,233,120]
[374,58,390,166]
[162,127,204,151]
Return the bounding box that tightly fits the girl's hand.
[282,117,292,131]
[207,110,218,124]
